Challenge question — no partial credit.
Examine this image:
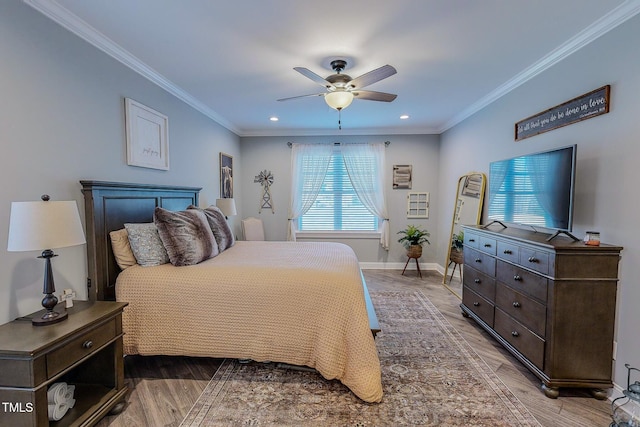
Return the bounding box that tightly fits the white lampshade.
[325,90,354,110]
[8,199,86,252]
[216,198,237,217]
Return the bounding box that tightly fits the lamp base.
[32,309,68,326]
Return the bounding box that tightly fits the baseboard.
[360,261,445,277]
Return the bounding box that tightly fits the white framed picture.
[125,98,169,170]
[407,192,429,218]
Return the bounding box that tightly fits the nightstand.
[0,301,128,426]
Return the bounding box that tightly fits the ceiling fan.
[278,59,397,112]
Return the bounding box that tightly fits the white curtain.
[288,143,333,241]
[342,143,390,250]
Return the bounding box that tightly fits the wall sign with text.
[515,85,610,141]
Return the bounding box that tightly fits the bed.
[80,181,383,403]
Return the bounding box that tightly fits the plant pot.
[407,244,422,258]
[450,249,463,264]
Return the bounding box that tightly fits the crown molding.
[440,0,640,133]
[237,125,440,138]
[23,0,240,135]
[24,0,640,137]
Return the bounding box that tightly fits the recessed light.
[269,116,279,122]
[400,114,410,120]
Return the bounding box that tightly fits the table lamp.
[7,195,86,325]
[216,198,237,219]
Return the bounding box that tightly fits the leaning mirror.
[443,172,486,298]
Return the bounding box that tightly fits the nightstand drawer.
[47,319,116,378]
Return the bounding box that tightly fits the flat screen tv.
[485,145,577,240]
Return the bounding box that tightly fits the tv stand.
[546,229,579,242]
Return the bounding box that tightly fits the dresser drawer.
[47,319,116,378]
[463,288,494,327]
[520,247,550,275]
[463,267,496,302]
[496,260,547,302]
[497,241,519,263]
[465,248,496,277]
[478,235,497,256]
[464,232,480,250]
[495,309,545,370]
[495,283,546,337]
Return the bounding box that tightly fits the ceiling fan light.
[325,91,354,110]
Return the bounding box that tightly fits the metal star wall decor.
[254,170,274,213]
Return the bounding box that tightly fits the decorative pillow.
[109,228,137,270]
[188,205,235,251]
[153,207,219,266]
[124,223,170,267]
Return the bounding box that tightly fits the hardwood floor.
[96,270,611,426]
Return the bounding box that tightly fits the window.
[298,151,377,231]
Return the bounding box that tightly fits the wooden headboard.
[80,181,201,301]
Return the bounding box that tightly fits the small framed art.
[125,98,169,170]
[393,165,412,189]
[220,152,233,198]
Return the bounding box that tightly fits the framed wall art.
[515,85,610,141]
[125,98,170,170]
[393,164,412,189]
[407,192,429,218]
[220,152,233,198]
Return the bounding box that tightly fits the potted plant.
[397,225,430,258]
[451,230,464,251]
[450,230,464,264]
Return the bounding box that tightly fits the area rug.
[181,290,541,426]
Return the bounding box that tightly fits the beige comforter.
[116,241,383,402]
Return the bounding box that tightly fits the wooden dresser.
[0,301,128,426]
[460,225,622,398]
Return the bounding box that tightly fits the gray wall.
[239,134,440,265]
[438,13,640,395]
[0,0,240,324]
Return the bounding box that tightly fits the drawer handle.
[512,301,521,308]
[503,249,512,254]
[473,302,480,307]
[82,340,94,349]
[475,258,482,263]
[513,275,522,281]
[528,256,538,263]
[484,243,492,248]
[469,239,475,242]
[474,278,481,284]
[511,331,520,337]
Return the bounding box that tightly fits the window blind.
[299,152,377,231]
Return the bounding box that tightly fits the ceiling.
[25,0,640,137]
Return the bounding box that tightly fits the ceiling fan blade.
[352,90,397,102]
[293,67,334,89]
[347,65,397,90]
[277,93,326,102]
